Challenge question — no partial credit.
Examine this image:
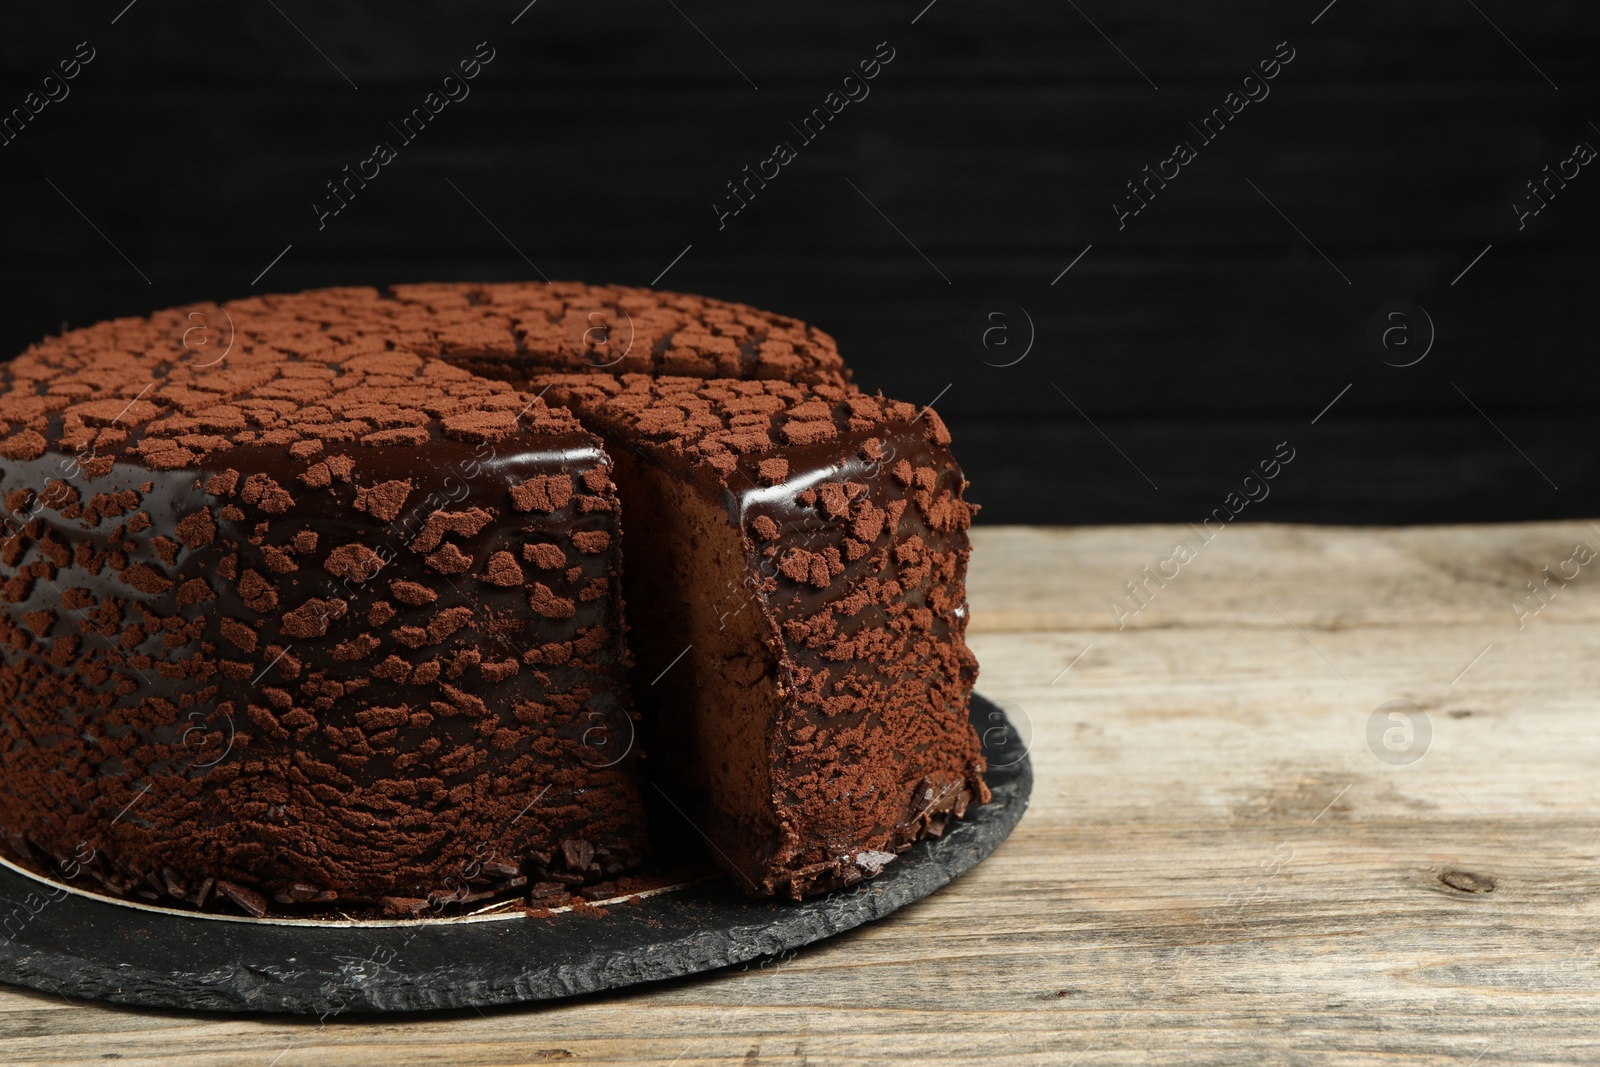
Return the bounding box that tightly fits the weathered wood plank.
[2,522,1598,1064]
[966,520,1600,631]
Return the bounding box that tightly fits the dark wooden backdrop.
[2,1,1596,524]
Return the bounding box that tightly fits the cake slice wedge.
[538,374,988,898]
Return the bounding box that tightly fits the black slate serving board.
[0,693,1030,1015]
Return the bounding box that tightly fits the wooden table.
[4,523,1598,1065]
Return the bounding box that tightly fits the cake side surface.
[538,373,987,898]
[0,305,646,914]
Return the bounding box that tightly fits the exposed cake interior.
[601,446,786,891]
[538,374,989,898]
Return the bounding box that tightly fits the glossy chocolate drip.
[729,419,964,631]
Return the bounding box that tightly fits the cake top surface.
[393,281,844,383]
[534,373,954,478]
[0,311,578,474]
[0,281,844,473]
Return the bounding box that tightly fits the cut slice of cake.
[0,307,647,914]
[538,373,988,898]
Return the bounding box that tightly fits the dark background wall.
[2,1,1595,524]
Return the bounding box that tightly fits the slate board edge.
[0,693,1031,1015]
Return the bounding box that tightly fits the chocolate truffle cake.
[536,374,988,898]
[0,281,986,913]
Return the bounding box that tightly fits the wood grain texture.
[3,521,1598,1065]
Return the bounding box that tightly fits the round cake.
[0,282,985,915]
